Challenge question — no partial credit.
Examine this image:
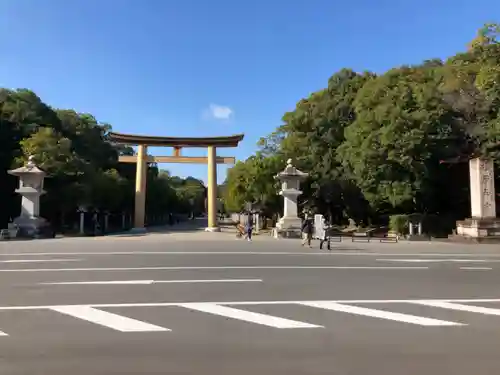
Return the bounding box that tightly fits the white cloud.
[203,103,234,120]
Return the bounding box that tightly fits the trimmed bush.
[389,214,409,235]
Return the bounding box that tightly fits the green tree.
[234,24,500,228]
[338,64,461,214]
[256,69,374,222]
[15,127,83,176]
[223,153,282,216]
[15,127,88,225]
[468,23,500,50]
[0,88,205,231]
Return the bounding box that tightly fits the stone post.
[77,206,87,235]
[93,210,99,235]
[189,198,194,220]
[104,211,109,233]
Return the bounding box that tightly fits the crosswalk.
[0,299,499,336]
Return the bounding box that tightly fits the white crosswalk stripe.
[50,306,170,332]
[0,299,499,336]
[411,301,500,316]
[179,303,322,329]
[298,301,463,326]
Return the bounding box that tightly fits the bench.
[1,224,19,240]
[380,234,398,243]
[0,227,17,240]
[0,229,10,240]
[327,234,342,242]
[321,228,343,242]
[351,233,371,242]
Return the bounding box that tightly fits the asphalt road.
[1,229,500,374]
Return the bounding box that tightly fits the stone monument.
[273,159,308,238]
[454,157,500,241]
[8,156,54,239]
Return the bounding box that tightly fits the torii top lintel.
[108,132,244,148]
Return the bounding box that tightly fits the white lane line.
[412,301,500,316]
[378,259,494,263]
[43,280,154,285]
[0,266,429,272]
[179,303,321,329]
[298,301,463,326]
[40,279,263,285]
[460,267,492,270]
[3,251,500,257]
[153,279,263,284]
[0,259,82,263]
[0,252,335,256]
[0,299,500,311]
[377,259,442,263]
[50,306,170,332]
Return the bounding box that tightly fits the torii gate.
[109,132,244,232]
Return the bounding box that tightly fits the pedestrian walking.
[301,215,314,248]
[245,212,254,242]
[319,217,331,250]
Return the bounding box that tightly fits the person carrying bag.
[301,215,314,248]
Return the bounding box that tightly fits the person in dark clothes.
[245,212,254,242]
[301,215,314,248]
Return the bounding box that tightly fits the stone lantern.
[8,156,53,238]
[274,159,308,238]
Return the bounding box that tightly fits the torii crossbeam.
[109,132,244,232]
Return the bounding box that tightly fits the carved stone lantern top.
[8,156,46,192]
[8,156,46,177]
[275,159,308,193]
[275,159,308,182]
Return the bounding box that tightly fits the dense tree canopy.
[0,89,206,230]
[223,24,500,229]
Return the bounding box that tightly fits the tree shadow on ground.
[109,218,209,238]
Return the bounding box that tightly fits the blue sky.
[0,0,498,184]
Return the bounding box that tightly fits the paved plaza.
[0,230,500,374]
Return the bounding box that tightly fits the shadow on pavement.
[109,218,209,238]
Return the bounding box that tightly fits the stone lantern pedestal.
[8,156,54,239]
[273,159,308,238]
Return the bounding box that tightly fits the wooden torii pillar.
[109,132,244,232]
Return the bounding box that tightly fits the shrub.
[389,214,409,235]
